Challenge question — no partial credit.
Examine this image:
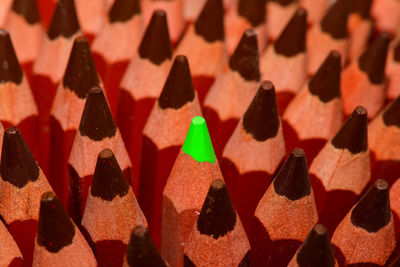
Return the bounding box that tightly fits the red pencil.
[82,148,147,267]
[36,0,56,29]
[0,219,23,266]
[266,0,298,43]
[371,0,400,35]
[74,0,108,42]
[299,0,328,25]
[387,40,400,101]
[49,35,100,208]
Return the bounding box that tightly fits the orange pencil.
[68,86,132,222]
[260,7,307,113]
[331,179,395,266]
[310,106,370,233]
[0,220,23,267]
[118,9,172,180]
[221,81,286,236]
[50,36,100,208]
[204,29,260,157]
[307,0,350,76]
[141,0,184,45]
[371,0,400,35]
[33,192,97,266]
[251,148,319,266]
[175,0,226,104]
[341,32,390,119]
[183,179,250,266]
[82,149,147,267]
[266,0,298,43]
[91,0,142,116]
[182,0,206,22]
[74,0,108,43]
[0,0,12,27]
[0,127,52,266]
[299,0,328,25]
[387,40,400,101]
[139,55,201,246]
[283,51,343,162]
[224,0,267,55]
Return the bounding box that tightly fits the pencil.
[251,148,318,266]
[123,225,167,267]
[182,0,205,22]
[49,35,100,208]
[0,220,23,267]
[183,179,250,267]
[387,40,400,101]
[0,127,52,266]
[175,0,226,104]
[331,179,395,266]
[33,191,97,266]
[371,0,400,35]
[118,9,172,180]
[161,116,222,267]
[91,0,142,116]
[204,29,260,157]
[299,0,327,25]
[266,0,298,43]
[36,0,56,29]
[81,148,147,267]
[390,177,400,239]
[260,7,307,113]
[139,55,201,246]
[0,0,12,27]
[341,32,390,119]
[221,80,286,236]
[74,0,107,43]
[283,50,342,162]
[309,106,370,234]
[67,86,132,222]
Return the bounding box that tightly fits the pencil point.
[47,0,80,40]
[321,0,350,39]
[109,0,141,23]
[237,0,266,27]
[197,179,237,239]
[331,106,367,154]
[79,86,117,141]
[309,50,341,102]
[359,32,390,84]
[63,36,99,99]
[195,0,224,42]
[182,116,216,163]
[383,95,400,127]
[37,192,75,253]
[126,226,166,267]
[229,29,260,81]
[243,81,279,141]
[158,55,195,109]
[0,30,23,85]
[296,224,335,267]
[269,0,296,5]
[350,179,391,232]
[273,148,311,201]
[138,10,172,65]
[12,0,40,24]
[1,127,39,188]
[352,0,372,19]
[274,7,307,57]
[90,149,129,201]
[394,41,400,62]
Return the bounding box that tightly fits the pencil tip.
[37,191,75,253]
[90,149,129,201]
[321,0,350,39]
[79,86,117,141]
[352,0,373,19]
[270,0,296,5]
[296,224,335,267]
[158,55,195,109]
[350,179,391,232]
[243,81,279,141]
[197,179,237,239]
[63,36,99,99]
[237,0,266,27]
[182,116,216,163]
[394,41,400,62]
[359,32,390,84]
[274,148,311,201]
[138,10,172,65]
[229,29,260,81]
[109,0,141,23]
[126,226,167,267]
[309,50,341,102]
[195,0,224,42]
[383,95,400,127]
[0,127,39,188]
[274,7,307,57]
[12,0,40,24]
[0,30,23,85]
[47,0,80,40]
[331,106,367,153]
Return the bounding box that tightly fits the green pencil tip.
[182,116,216,163]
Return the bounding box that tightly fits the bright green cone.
[182,116,216,163]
